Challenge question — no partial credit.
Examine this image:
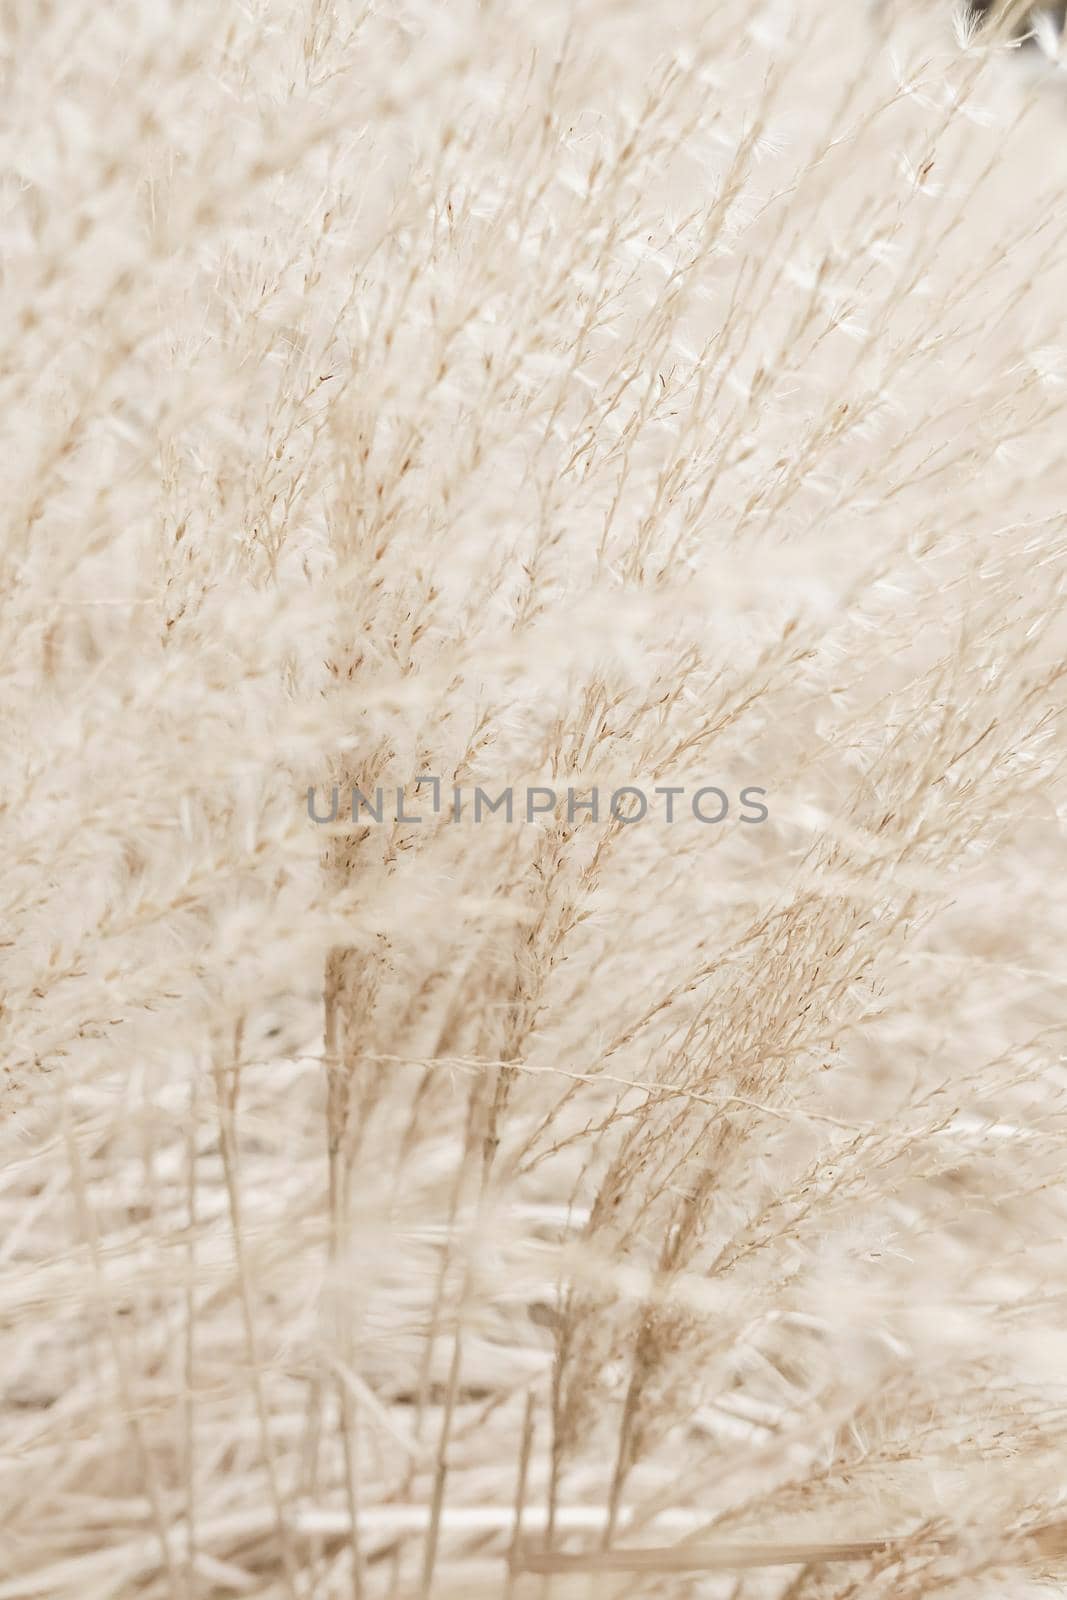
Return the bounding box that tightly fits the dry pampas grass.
[4,0,1067,1595]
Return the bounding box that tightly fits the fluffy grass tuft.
[3,2,1067,1596]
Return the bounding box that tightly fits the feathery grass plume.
[3,1,1067,1596]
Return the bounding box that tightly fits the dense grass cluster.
[3,1,1067,1595]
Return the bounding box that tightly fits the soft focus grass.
[3,2,1067,1596]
